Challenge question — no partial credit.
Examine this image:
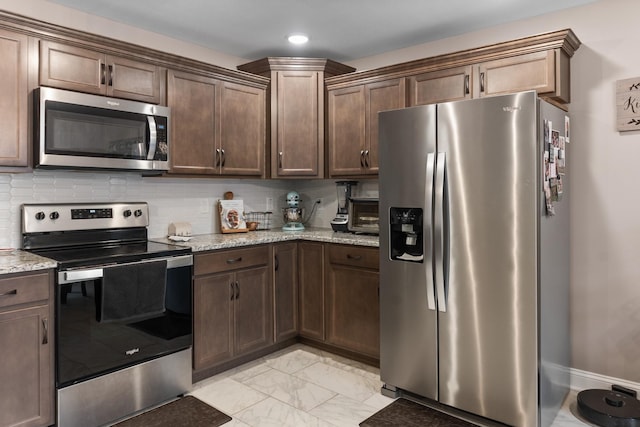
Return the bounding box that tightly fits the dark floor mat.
[360,398,479,427]
[113,396,231,427]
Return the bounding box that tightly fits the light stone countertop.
[151,227,379,252]
[0,249,57,276]
[2,228,378,277]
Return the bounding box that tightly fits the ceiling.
[47,0,594,62]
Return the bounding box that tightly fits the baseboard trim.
[570,367,640,392]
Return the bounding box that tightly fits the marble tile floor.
[189,344,593,427]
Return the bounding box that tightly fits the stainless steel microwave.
[34,87,170,172]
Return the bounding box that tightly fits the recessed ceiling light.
[287,34,309,45]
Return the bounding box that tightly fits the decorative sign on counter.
[616,77,640,131]
[218,199,247,233]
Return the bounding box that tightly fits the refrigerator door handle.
[425,152,437,311]
[434,152,448,312]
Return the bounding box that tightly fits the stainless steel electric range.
[22,202,193,427]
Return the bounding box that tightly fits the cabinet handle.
[100,63,106,85]
[235,282,240,299]
[346,254,362,261]
[274,254,279,272]
[364,150,370,168]
[0,289,17,297]
[108,64,113,86]
[464,74,470,95]
[360,150,365,168]
[42,318,48,345]
[215,148,221,167]
[221,149,226,167]
[279,151,283,169]
[230,282,235,300]
[226,257,242,264]
[480,72,485,93]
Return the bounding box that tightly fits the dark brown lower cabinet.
[0,271,54,427]
[273,242,298,342]
[193,247,273,374]
[298,242,325,341]
[325,244,380,358]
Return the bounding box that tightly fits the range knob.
[134,209,143,217]
[35,211,46,221]
[49,211,60,220]
[123,209,132,218]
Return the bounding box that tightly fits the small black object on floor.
[360,398,479,427]
[113,396,231,427]
[577,384,640,427]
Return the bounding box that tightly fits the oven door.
[35,87,170,172]
[56,255,192,388]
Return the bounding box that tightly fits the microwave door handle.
[146,116,157,160]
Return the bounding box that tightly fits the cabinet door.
[219,81,265,176]
[327,85,366,176]
[107,55,161,104]
[40,40,105,95]
[0,305,53,427]
[0,29,29,167]
[298,242,325,340]
[478,50,556,99]
[325,263,380,358]
[193,273,234,370]
[365,78,406,175]
[273,243,298,342]
[234,266,273,355]
[274,70,322,177]
[408,65,472,106]
[167,70,220,175]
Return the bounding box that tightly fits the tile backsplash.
[1,171,378,249]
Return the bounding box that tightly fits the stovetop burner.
[31,240,191,270]
[21,202,190,268]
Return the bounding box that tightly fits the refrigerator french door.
[379,91,570,427]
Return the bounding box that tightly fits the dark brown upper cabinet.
[238,57,355,178]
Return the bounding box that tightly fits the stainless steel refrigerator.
[378,91,570,427]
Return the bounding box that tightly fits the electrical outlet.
[266,197,274,211]
[316,198,323,205]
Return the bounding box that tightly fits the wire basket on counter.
[244,211,272,230]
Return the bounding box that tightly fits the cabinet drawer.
[327,245,379,270]
[0,272,50,309]
[195,246,270,276]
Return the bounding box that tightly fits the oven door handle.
[58,254,193,285]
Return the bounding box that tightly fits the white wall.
[348,0,640,384]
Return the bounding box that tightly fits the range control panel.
[22,202,149,233]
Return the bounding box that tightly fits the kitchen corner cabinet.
[273,242,298,342]
[39,40,162,104]
[238,57,355,178]
[325,244,380,359]
[298,242,325,341]
[193,246,273,372]
[167,70,266,177]
[0,28,30,168]
[327,78,406,177]
[0,270,54,427]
